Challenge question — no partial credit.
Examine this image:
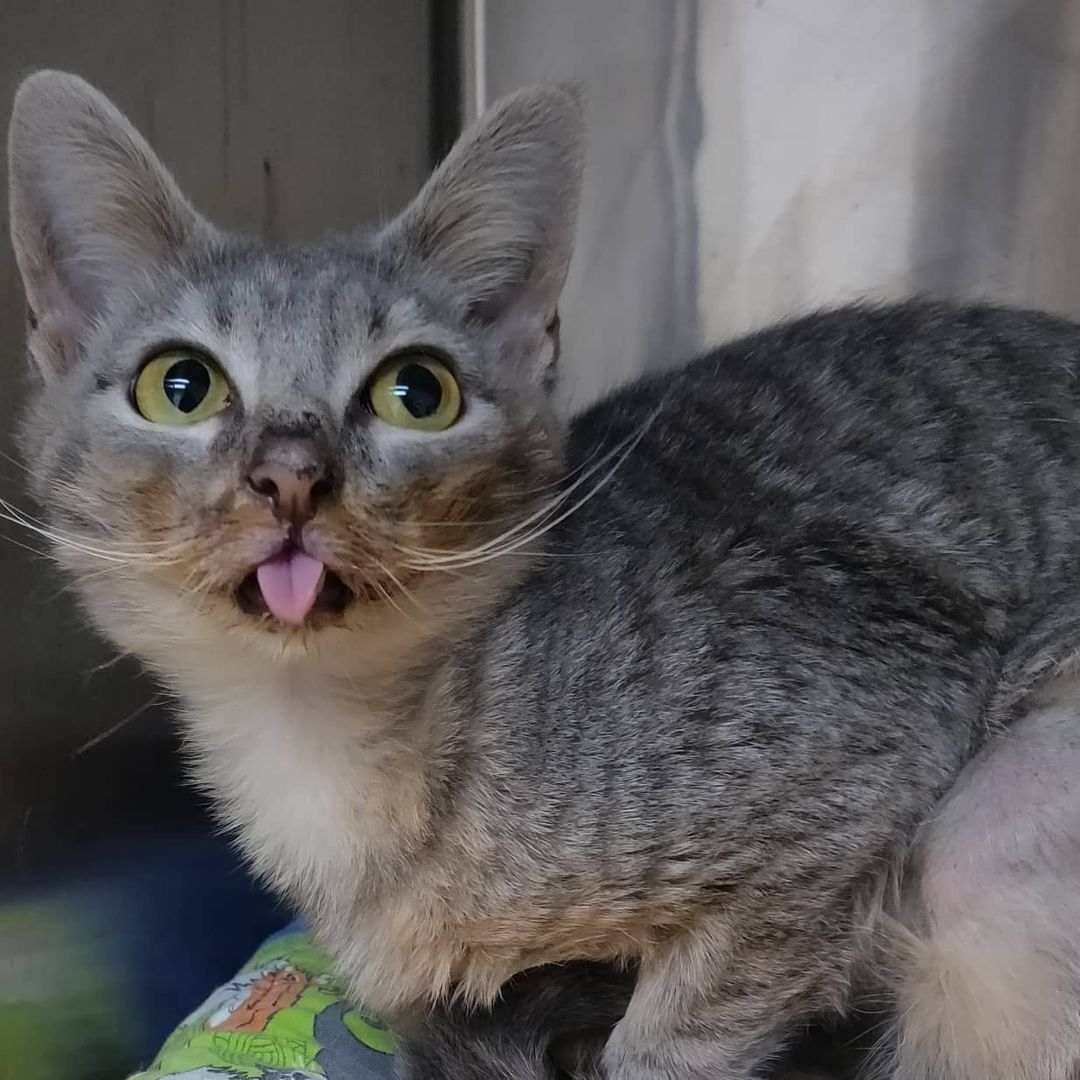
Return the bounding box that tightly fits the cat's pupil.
[393,363,443,418]
[163,358,210,413]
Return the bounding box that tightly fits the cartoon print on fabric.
[130,931,395,1080]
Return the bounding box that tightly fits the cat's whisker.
[0,529,58,563]
[62,562,137,587]
[0,495,179,551]
[393,437,617,532]
[84,650,133,679]
[401,425,647,563]
[71,694,167,756]
[375,558,431,619]
[176,560,225,603]
[0,512,132,563]
[407,446,637,560]
[0,448,40,482]
[4,496,193,553]
[404,550,581,568]
[369,576,416,626]
[402,480,590,557]
[0,500,185,565]
[44,577,86,604]
[404,416,655,572]
[0,451,87,494]
[1,525,154,567]
[345,559,420,629]
[39,556,173,608]
[397,514,535,529]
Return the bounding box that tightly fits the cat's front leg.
[602,916,848,1080]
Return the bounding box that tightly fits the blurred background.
[3,1,1080,1077]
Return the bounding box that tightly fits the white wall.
[474,0,1080,405]
[694,0,1080,342]
[473,0,702,410]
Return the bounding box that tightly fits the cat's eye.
[133,350,232,426]
[366,352,462,432]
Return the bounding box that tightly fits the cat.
[10,69,1080,1080]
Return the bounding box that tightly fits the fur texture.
[10,71,1080,1078]
[878,669,1080,1080]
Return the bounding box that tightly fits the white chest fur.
[183,668,429,912]
[177,660,535,1015]
[193,682,364,885]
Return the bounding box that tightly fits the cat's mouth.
[234,545,353,625]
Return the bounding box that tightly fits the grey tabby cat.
[9,69,1080,1080]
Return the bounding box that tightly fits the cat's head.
[7,71,582,676]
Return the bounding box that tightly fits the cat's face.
[8,73,582,674]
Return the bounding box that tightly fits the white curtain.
[471,0,1080,409]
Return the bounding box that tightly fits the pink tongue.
[255,549,326,625]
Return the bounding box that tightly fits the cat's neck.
[171,633,446,907]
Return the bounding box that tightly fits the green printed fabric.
[130,929,396,1080]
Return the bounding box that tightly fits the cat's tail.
[397,962,635,1080]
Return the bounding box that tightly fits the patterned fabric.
[130,924,395,1080]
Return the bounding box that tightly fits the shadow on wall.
[912,0,1080,313]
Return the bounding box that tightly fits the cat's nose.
[246,439,335,526]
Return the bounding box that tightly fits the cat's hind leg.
[885,673,1080,1080]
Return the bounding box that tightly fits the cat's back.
[470,300,1080,759]
[563,299,1080,593]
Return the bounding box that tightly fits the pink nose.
[247,440,334,525]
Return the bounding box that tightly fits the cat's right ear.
[7,71,217,381]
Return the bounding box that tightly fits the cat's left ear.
[8,70,218,381]
[381,84,584,379]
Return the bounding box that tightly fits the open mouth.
[235,545,353,625]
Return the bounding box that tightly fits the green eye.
[366,352,462,432]
[133,350,232,425]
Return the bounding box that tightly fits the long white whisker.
[84,651,134,681]
[0,509,129,563]
[71,695,167,756]
[0,496,181,551]
[0,447,32,476]
[0,496,183,549]
[369,573,417,626]
[0,521,136,564]
[0,530,56,562]
[402,426,646,563]
[405,415,656,572]
[0,500,184,564]
[375,559,430,618]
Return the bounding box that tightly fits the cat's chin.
[233,567,355,626]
